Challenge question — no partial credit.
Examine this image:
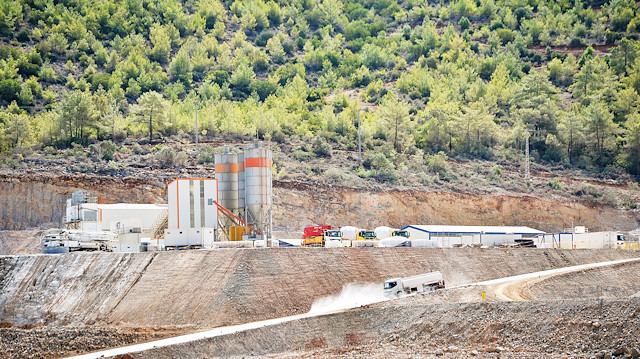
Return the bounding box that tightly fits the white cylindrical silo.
[244,141,272,238]
[215,146,239,214]
[237,151,245,219]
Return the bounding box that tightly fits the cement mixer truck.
[383,271,445,297]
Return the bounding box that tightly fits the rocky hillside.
[0,167,638,234]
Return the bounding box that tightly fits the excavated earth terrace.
[1,248,640,358]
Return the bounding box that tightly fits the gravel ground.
[0,326,154,359]
[126,297,640,359]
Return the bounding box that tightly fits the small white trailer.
[383,271,445,297]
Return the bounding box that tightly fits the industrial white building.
[402,225,545,247]
[63,190,168,252]
[164,178,218,249]
[538,228,631,249]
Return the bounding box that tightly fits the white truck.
[383,271,445,297]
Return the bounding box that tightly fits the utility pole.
[357,109,362,165]
[195,103,199,155]
[525,131,530,180]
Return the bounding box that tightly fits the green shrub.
[131,142,144,155]
[89,140,117,161]
[154,147,176,167]
[496,28,514,44]
[43,146,58,156]
[356,168,375,178]
[312,137,332,158]
[547,178,562,190]
[293,149,314,161]
[197,144,215,164]
[210,70,229,86]
[255,31,274,46]
[0,79,19,102]
[249,81,277,101]
[426,152,449,174]
[325,167,345,182]
[106,160,118,171]
[459,16,471,30]
[175,151,188,166]
[573,183,602,198]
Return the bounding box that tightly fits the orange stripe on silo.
[237,163,244,171]
[215,164,238,173]
[245,157,272,168]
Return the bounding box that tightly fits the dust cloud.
[308,283,389,315]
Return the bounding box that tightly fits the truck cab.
[323,229,342,247]
[390,230,410,238]
[357,230,377,241]
[383,278,402,297]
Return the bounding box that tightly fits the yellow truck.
[356,230,377,241]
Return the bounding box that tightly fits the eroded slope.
[1,248,638,329]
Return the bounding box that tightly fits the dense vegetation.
[1,0,640,180]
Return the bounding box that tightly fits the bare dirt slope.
[128,259,640,359]
[0,172,165,230]
[276,182,638,233]
[0,230,41,254]
[1,249,636,329]
[1,249,639,359]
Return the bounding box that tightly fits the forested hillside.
[0,0,639,181]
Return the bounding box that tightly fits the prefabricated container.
[229,226,246,241]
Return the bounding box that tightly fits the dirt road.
[482,257,640,301]
[63,257,640,359]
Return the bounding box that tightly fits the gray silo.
[215,146,239,229]
[243,141,273,239]
[237,151,246,221]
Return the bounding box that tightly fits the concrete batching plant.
[214,142,273,241]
